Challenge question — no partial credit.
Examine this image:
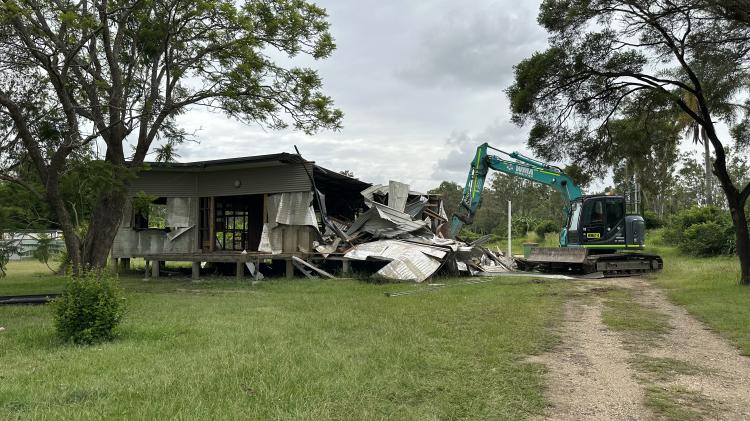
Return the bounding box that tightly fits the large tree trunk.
[82,188,128,268]
[728,194,750,285]
[710,132,750,285]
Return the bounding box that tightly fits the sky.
[171,0,549,192]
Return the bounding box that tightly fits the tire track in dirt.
[530,277,750,420]
[622,278,750,420]
[528,294,650,420]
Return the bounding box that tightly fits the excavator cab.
[563,195,645,252]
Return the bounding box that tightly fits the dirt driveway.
[529,277,750,420]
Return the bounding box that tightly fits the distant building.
[1,231,64,260]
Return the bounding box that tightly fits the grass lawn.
[649,232,750,356]
[0,260,567,420]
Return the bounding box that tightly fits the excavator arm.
[449,143,583,240]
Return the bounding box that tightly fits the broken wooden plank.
[292,261,316,279]
[291,256,336,279]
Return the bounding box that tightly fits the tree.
[0,0,342,272]
[508,1,750,284]
[676,93,716,206]
[605,93,681,217]
[429,181,463,221]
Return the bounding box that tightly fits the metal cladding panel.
[130,171,197,197]
[197,164,312,197]
[344,240,448,282]
[129,163,312,198]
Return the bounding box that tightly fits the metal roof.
[143,153,306,170]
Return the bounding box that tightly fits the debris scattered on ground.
[316,181,515,282]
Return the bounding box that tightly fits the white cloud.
[163,0,550,192]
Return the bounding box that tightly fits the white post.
[507,200,512,257]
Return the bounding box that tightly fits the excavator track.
[517,247,663,277]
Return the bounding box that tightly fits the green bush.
[642,210,665,229]
[663,206,735,256]
[534,220,559,240]
[53,271,125,344]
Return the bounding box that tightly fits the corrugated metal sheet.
[166,197,192,227]
[274,192,317,226]
[129,163,312,197]
[360,184,388,207]
[388,180,409,212]
[344,240,448,282]
[197,164,311,197]
[376,252,442,283]
[346,202,432,239]
[258,192,318,254]
[129,172,197,197]
[404,197,428,219]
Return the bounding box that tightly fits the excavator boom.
[450,143,582,239]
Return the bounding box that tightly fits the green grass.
[486,232,560,257]
[648,230,750,355]
[0,261,568,420]
[629,356,707,382]
[600,288,671,349]
[644,385,716,421]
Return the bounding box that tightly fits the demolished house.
[112,152,513,282]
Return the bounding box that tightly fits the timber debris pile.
[308,181,515,282]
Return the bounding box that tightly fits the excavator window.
[582,199,605,226]
[605,199,624,231]
[591,201,604,223]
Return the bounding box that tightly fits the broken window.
[133,197,168,230]
[199,195,264,251]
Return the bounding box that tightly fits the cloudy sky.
[173,0,548,191]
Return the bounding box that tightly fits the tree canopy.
[508,0,750,284]
[0,0,342,271]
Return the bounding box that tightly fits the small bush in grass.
[53,271,125,344]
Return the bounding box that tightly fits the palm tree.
[676,93,714,206]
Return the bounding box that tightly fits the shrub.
[642,210,665,229]
[679,222,734,256]
[534,220,559,240]
[53,271,125,344]
[663,206,734,256]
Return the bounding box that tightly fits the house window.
[199,195,264,251]
[133,197,168,230]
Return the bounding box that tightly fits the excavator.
[450,143,663,276]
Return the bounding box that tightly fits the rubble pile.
[314,181,515,282]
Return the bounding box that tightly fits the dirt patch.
[531,278,750,420]
[528,297,650,420]
[622,278,750,419]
